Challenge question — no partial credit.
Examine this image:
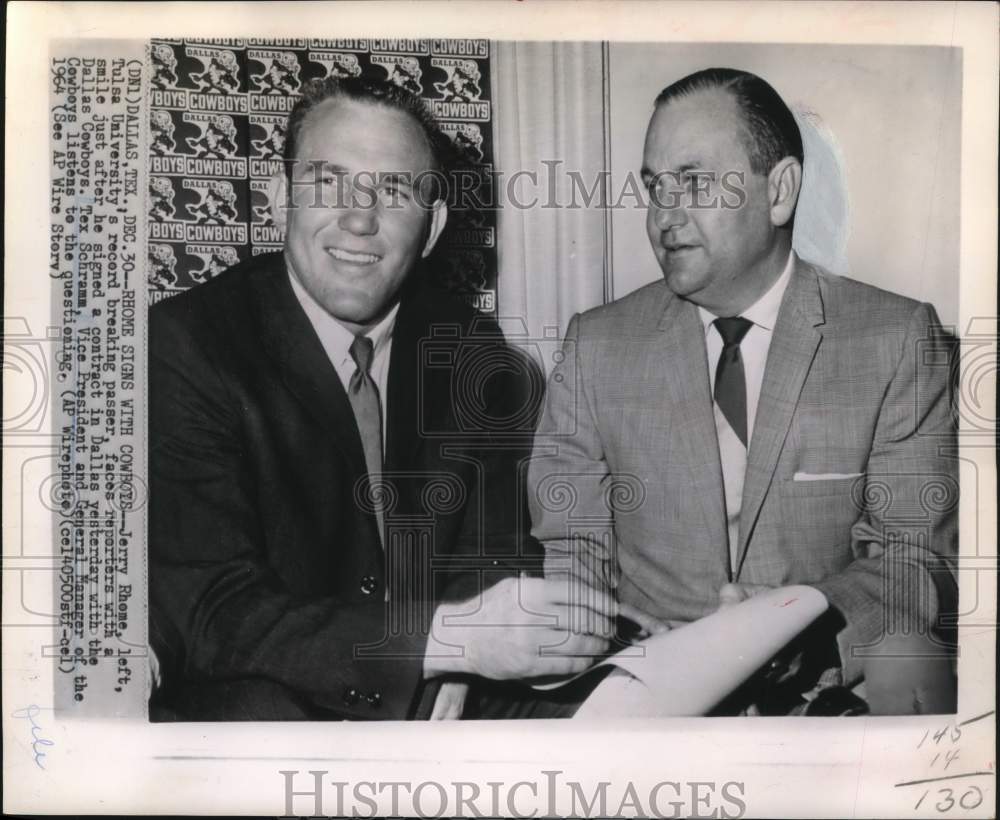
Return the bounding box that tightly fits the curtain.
[493,41,610,374]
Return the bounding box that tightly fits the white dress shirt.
[287,269,398,448]
[697,251,794,572]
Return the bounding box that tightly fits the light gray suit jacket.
[529,258,957,683]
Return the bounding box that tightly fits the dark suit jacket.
[530,257,958,687]
[149,252,541,720]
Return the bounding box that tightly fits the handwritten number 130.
[914,785,984,812]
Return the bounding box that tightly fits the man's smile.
[325,246,383,265]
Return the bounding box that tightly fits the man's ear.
[421,200,449,258]
[768,156,803,228]
[268,170,289,231]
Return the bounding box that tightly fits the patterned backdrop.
[146,38,497,313]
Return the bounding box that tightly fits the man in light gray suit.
[528,68,958,715]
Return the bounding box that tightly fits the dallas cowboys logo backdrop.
[146,38,497,312]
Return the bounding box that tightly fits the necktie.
[713,317,754,448]
[348,335,385,548]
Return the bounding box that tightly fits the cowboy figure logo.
[307,51,362,81]
[251,121,285,160]
[250,179,274,225]
[455,206,488,229]
[186,114,239,159]
[430,59,489,121]
[250,180,283,243]
[449,208,495,247]
[190,48,240,94]
[433,59,482,102]
[445,122,485,163]
[149,176,177,221]
[329,52,362,79]
[189,244,241,284]
[251,196,275,225]
[186,179,239,225]
[148,243,179,290]
[440,249,487,293]
[151,43,179,89]
[252,203,275,224]
[150,110,177,156]
[250,51,301,95]
[371,55,423,96]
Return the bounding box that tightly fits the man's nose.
[338,202,379,236]
[652,199,687,231]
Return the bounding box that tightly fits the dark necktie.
[348,335,385,548]
[713,317,754,448]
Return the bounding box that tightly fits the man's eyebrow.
[379,172,415,187]
[290,161,349,177]
[640,161,704,179]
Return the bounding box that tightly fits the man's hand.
[547,558,671,638]
[619,601,674,638]
[861,634,956,715]
[717,585,956,714]
[424,576,622,681]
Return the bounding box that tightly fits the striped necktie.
[348,335,384,549]
[713,316,754,448]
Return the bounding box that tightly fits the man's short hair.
[283,76,453,176]
[655,68,803,176]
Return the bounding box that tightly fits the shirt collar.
[698,249,795,335]
[287,267,400,368]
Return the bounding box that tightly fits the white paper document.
[536,586,830,718]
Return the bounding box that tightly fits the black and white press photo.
[143,39,961,723]
[3,3,996,817]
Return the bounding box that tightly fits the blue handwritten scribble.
[11,705,54,769]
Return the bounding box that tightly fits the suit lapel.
[735,261,826,576]
[656,293,729,562]
[384,300,421,472]
[253,258,368,476]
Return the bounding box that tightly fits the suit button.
[360,576,378,595]
[367,691,382,708]
[343,686,361,706]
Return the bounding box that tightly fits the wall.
[606,43,961,327]
[146,37,499,313]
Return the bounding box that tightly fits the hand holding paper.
[424,576,617,681]
[572,585,830,718]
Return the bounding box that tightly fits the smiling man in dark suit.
[529,68,958,715]
[149,76,624,721]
